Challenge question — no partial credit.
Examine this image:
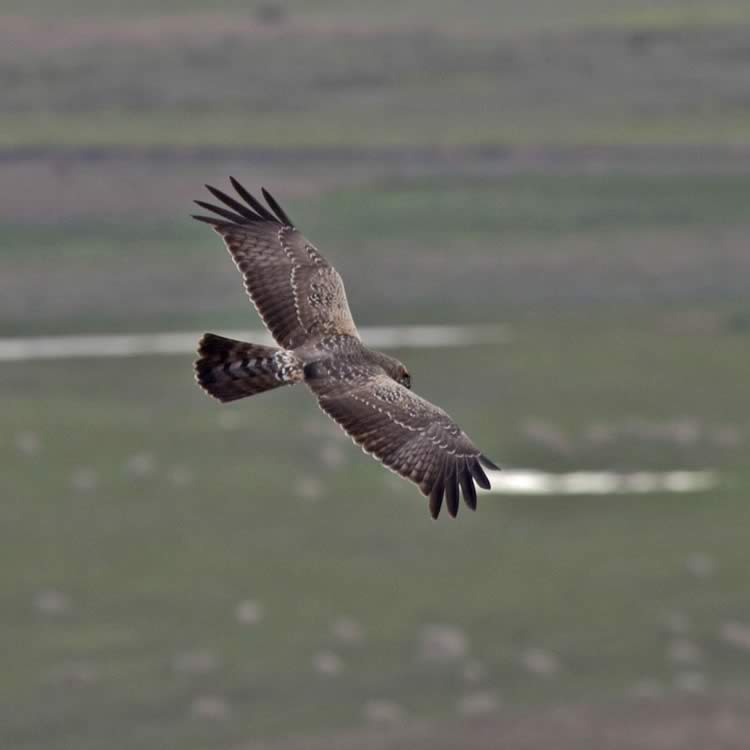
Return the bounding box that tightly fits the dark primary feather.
[479,454,501,471]
[261,187,294,226]
[445,463,460,518]
[205,184,260,222]
[194,199,247,225]
[195,179,295,228]
[230,176,278,222]
[193,178,285,226]
[429,466,445,519]
[459,461,478,510]
[193,213,226,225]
[468,457,492,490]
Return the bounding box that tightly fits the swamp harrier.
[193,179,498,518]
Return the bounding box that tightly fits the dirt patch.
[250,699,750,750]
[0,13,404,56]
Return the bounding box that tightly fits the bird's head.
[373,351,412,390]
[395,363,412,390]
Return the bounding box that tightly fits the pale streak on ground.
[1,326,718,495]
[0,324,510,362]
[482,469,718,495]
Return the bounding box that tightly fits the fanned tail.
[195,333,302,403]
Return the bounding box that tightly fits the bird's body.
[193,178,498,518]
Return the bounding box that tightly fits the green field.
[2,1,750,748]
[5,0,750,26]
[3,334,749,750]
[3,173,750,749]
[3,174,750,335]
[3,1,750,148]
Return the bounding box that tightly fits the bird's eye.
[402,373,411,389]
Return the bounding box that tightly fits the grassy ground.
[2,173,750,748]
[2,1,750,748]
[2,174,750,334]
[2,4,750,148]
[4,0,750,29]
[2,329,749,750]
[260,701,750,750]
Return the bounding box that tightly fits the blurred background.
[2,2,750,748]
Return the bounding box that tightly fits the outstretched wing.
[193,178,358,350]
[308,368,497,519]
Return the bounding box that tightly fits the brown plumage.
[193,178,498,518]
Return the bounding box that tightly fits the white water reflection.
[0,324,509,362]
[483,469,717,495]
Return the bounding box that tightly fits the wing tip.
[428,477,444,519]
[458,461,478,511]
[261,186,294,226]
[192,214,231,232]
[227,177,278,222]
[229,175,244,194]
[479,454,501,472]
[194,178,288,226]
[445,464,459,518]
[468,456,492,490]
[192,198,249,225]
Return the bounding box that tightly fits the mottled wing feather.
[309,370,492,518]
[193,180,358,349]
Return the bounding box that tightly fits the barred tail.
[194,333,302,403]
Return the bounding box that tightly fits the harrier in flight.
[193,178,498,518]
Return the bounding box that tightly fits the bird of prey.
[192,178,498,518]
